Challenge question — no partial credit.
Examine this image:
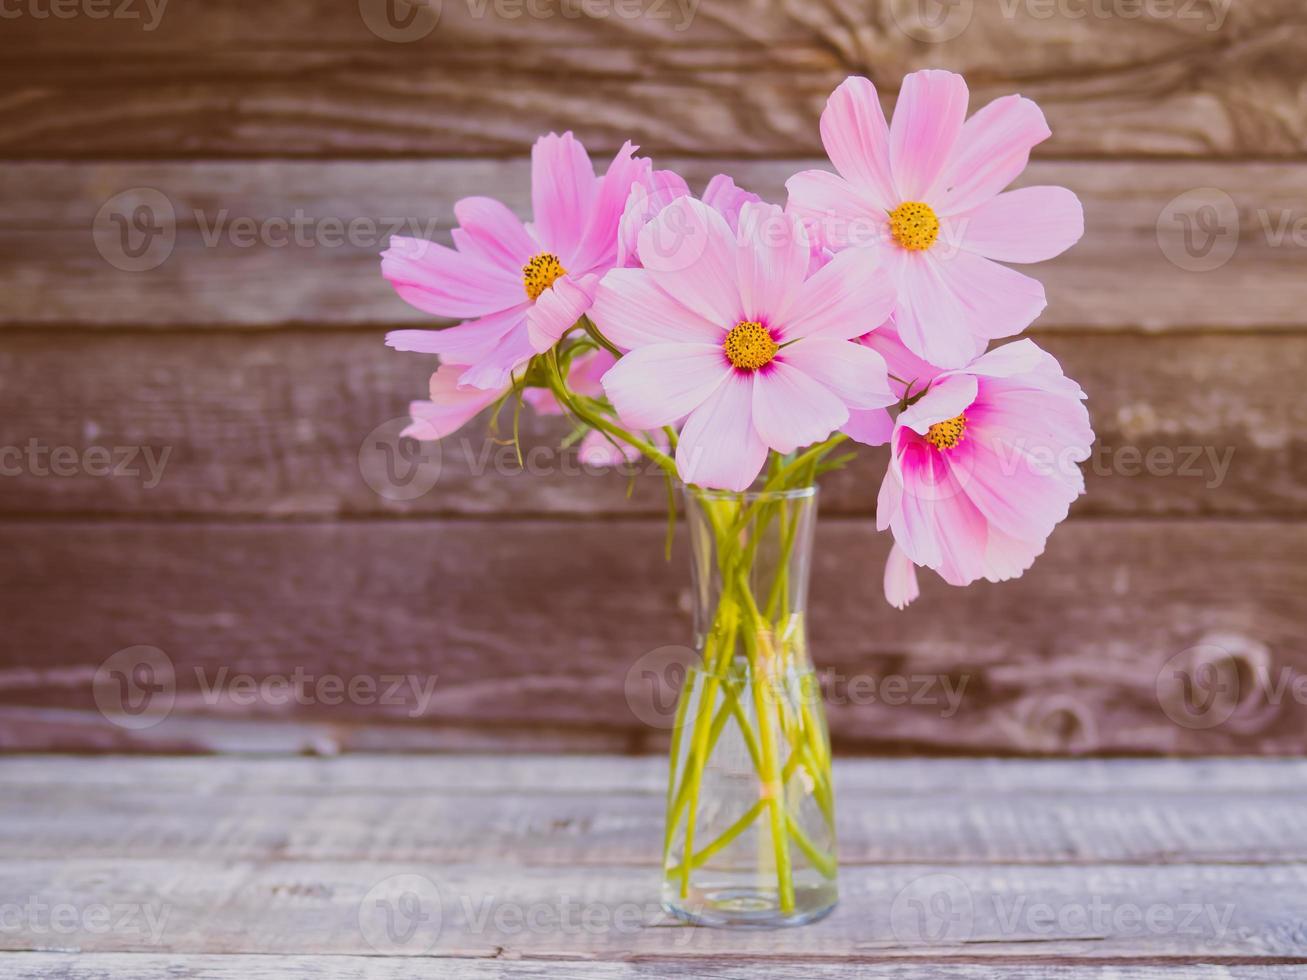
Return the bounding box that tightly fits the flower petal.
[780,247,896,341]
[570,141,649,274]
[785,170,887,251]
[883,248,972,368]
[402,366,505,441]
[735,201,811,324]
[386,305,526,365]
[590,269,723,349]
[931,248,1048,341]
[820,75,897,211]
[778,337,895,410]
[883,543,921,610]
[958,186,1084,264]
[898,374,978,433]
[981,526,1044,583]
[382,236,522,318]
[950,435,1081,544]
[525,273,598,351]
[454,326,538,390]
[452,196,537,273]
[531,132,597,266]
[637,196,742,327]
[676,374,768,492]
[602,343,731,429]
[933,95,1051,215]
[858,317,943,395]
[617,169,690,267]
[702,173,762,232]
[889,69,969,202]
[750,362,848,454]
[843,407,894,447]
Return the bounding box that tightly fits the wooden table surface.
[3,754,1306,978]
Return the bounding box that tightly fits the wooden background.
[1,0,1305,755]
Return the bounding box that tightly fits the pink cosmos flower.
[384,133,648,390]
[594,196,897,492]
[876,339,1093,605]
[787,72,1084,369]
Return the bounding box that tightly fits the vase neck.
[682,485,818,674]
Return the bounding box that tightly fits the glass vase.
[662,485,837,928]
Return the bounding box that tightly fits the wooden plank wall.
[1,0,1304,754]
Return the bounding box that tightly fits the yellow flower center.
[723,320,778,371]
[889,201,940,251]
[522,252,567,301]
[924,414,967,450]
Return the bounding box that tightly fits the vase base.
[662,882,837,929]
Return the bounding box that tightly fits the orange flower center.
[889,201,940,251]
[723,320,778,371]
[924,413,967,450]
[522,252,566,301]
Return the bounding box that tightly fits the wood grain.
[0,329,1298,519]
[1,857,1303,958]
[9,954,1307,980]
[2,0,1302,158]
[2,519,1304,755]
[6,757,1306,866]
[7,159,1306,330]
[2,757,1304,973]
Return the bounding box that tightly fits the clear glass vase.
[662,485,837,928]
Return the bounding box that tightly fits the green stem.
[543,351,676,477]
[745,622,795,914]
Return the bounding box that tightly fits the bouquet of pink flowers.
[382,70,1094,927]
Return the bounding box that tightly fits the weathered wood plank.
[1,520,1304,755]
[6,953,1307,979]
[7,754,1305,795]
[5,766,1305,866]
[1,857,1302,959]
[6,159,1306,330]
[0,329,1297,519]
[2,0,1300,158]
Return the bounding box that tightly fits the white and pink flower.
[594,197,897,491]
[787,71,1084,368]
[385,132,648,390]
[876,340,1094,605]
